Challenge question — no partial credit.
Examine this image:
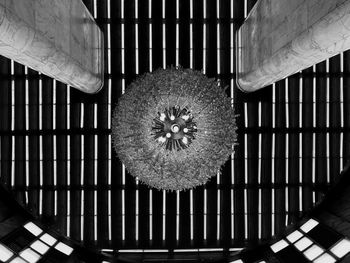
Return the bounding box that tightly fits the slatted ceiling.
[0,0,349,255]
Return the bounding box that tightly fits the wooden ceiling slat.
[315,61,328,202]
[287,74,301,224]
[192,0,203,71]
[165,192,176,248]
[343,51,350,166]
[14,63,26,205]
[329,55,341,184]
[138,185,150,248]
[138,0,150,74]
[27,69,39,216]
[179,191,190,248]
[206,188,218,247]
[192,187,204,247]
[274,80,287,236]
[260,97,273,240]
[301,67,315,212]
[70,134,82,241]
[302,67,314,210]
[55,81,68,234]
[97,135,110,244]
[41,77,55,222]
[151,0,164,70]
[151,190,164,248]
[165,0,176,66]
[179,0,190,68]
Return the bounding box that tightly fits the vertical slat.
[137,0,151,242]
[343,51,350,165]
[179,0,190,68]
[315,61,328,201]
[152,190,163,247]
[274,80,286,235]
[193,186,204,247]
[27,69,39,216]
[41,76,54,223]
[69,98,81,241]
[96,0,109,246]
[260,90,273,241]
[166,192,176,248]
[329,55,341,183]
[110,0,123,249]
[301,67,314,211]
[287,73,300,223]
[0,57,12,188]
[179,191,190,247]
[218,0,232,248]
[137,0,151,241]
[192,0,203,71]
[204,0,218,247]
[138,0,150,74]
[55,81,68,236]
[83,104,95,245]
[14,63,25,205]
[151,0,163,69]
[165,0,176,66]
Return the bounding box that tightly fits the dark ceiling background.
[0,0,349,256]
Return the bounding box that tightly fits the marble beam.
[237,0,350,92]
[0,0,103,93]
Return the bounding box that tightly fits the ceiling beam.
[237,0,350,92]
[0,0,103,93]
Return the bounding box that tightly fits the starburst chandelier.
[112,68,237,191]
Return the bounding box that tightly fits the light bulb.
[158,137,166,143]
[166,133,171,138]
[160,113,166,121]
[170,115,175,120]
[183,128,188,133]
[182,115,189,121]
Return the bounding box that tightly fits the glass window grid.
[0,222,75,263]
[270,218,350,262]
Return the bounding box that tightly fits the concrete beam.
[0,0,103,93]
[237,0,350,92]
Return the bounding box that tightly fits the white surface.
[286,230,303,243]
[0,244,14,261]
[270,239,288,253]
[9,257,27,263]
[30,240,50,255]
[24,222,42,236]
[40,233,57,246]
[313,253,336,263]
[55,242,73,256]
[303,244,324,261]
[300,219,319,233]
[294,237,313,251]
[330,239,350,258]
[19,248,41,263]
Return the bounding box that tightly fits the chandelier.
[112,68,237,191]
